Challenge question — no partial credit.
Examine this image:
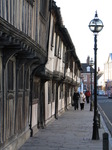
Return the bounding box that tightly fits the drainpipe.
[1,54,4,142]
[29,74,33,137]
[55,81,58,119]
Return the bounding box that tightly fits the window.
[58,38,62,58]
[60,84,63,99]
[26,0,35,6]
[40,0,47,17]
[70,58,73,72]
[63,45,66,63]
[86,66,90,72]
[51,22,55,50]
[63,84,65,99]
[18,65,24,90]
[48,81,52,104]
[7,60,14,90]
[33,81,40,99]
[83,74,87,82]
[54,34,58,56]
[25,69,30,89]
[52,81,56,102]
[84,84,87,90]
[67,86,69,97]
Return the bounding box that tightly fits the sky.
[55,0,112,71]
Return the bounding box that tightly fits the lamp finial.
[95,11,98,18]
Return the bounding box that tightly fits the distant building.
[104,53,112,91]
[81,56,94,93]
[81,55,106,94]
[97,70,104,90]
[104,53,112,83]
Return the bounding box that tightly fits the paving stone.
[19,104,112,150]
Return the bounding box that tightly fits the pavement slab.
[19,103,112,150]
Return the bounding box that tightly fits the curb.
[98,104,112,150]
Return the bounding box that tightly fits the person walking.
[79,91,86,110]
[73,88,80,110]
[85,89,91,103]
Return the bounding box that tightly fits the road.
[98,95,112,136]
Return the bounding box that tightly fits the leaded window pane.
[18,65,24,90]
[8,60,14,90]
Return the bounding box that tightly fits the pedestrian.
[73,88,80,110]
[85,88,91,103]
[79,91,86,110]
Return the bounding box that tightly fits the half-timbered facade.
[0,0,50,149]
[44,1,82,123]
[0,0,82,149]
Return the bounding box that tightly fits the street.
[98,95,112,136]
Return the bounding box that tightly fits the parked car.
[98,90,105,96]
[105,91,107,96]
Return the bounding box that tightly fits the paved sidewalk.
[19,103,111,150]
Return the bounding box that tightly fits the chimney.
[87,56,90,64]
[98,67,100,72]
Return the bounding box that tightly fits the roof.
[107,53,112,62]
[81,63,94,73]
[97,71,104,80]
[81,63,104,81]
[51,0,82,70]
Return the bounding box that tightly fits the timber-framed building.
[0,0,82,149]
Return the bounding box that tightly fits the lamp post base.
[90,100,93,111]
[92,126,99,140]
[92,113,99,140]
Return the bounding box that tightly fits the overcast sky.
[55,0,112,70]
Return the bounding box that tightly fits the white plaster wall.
[98,74,104,86]
[32,104,38,127]
[58,99,62,111]
[46,15,54,72]
[52,102,55,115]
[58,98,64,111]
[47,104,52,119]
[45,82,48,120]
[45,82,55,121]
[62,98,65,108]
[67,90,71,105]
[46,13,65,75]
[58,85,65,112]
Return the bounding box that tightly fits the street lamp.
[89,58,93,111]
[89,11,104,140]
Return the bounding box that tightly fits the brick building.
[81,56,94,94]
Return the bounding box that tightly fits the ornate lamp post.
[89,11,104,140]
[89,58,93,111]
